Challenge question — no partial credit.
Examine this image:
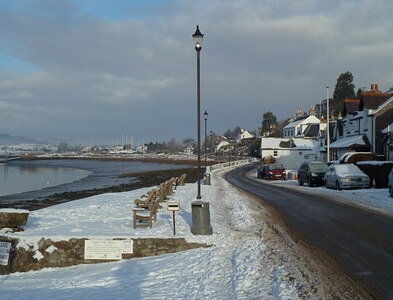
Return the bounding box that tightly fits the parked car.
[257,163,286,180]
[297,161,328,187]
[389,168,393,197]
[324,164,370,190]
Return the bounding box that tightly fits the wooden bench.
[132,196,160,229]
[134,189,158,208]
[178,173,187,186]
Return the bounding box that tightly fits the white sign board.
[167,202,180,211]
[121,240,134,254]
[84,240,123,260]
[0,241,11,266]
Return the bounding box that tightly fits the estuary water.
[0,163,91,197]
[0,159,191,203]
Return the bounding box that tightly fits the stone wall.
[0,236,210,275]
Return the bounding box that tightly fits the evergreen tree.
[260,111,278,136]
[333,71,355,116]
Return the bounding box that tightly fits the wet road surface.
[227,164,393,299]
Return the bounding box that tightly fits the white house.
[261,137,319,170]
[283,108,320,138]
[325,91,393,160]
[237,129,255,143]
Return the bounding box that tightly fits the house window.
[273,151,278,157]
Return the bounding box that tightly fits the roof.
[329,135,370,149]
[372,95,393,115]
[283,115,320,130]
[343,98,360,115]
[303,124,320,137]
[360,92,391,110]
[261,137,318,150]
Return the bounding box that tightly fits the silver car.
[325,164,370,190]
[389,168,393,197]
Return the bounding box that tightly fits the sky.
[1,0,393,146]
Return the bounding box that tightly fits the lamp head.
[192,25,204,51]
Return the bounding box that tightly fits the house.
[283,107,321,138]
[237,129,255,143]
[260,137,319,170]
[323,84,393,160]
[381,124,393,160]
[343,98,361,115]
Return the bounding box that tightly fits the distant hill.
[0,133,41,145]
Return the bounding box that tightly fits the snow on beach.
[1,164,390,299]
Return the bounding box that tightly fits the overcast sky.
[1,0,393,145]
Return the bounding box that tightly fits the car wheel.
[336,181,342,191]
[308,178,313,187]
[389,185,393,197]
[298,178,303,186]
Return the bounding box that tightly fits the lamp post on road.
[193,25,203,199]
[204,110,208,172]
[326,86,330,163]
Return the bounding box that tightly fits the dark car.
[257,163,286,180]
[388,168,393,197]
[297,161,328,187]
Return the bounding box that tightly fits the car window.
[310,163,328,171]
[270,164,284,170]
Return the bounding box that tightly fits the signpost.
[0,241,11,266]
[167,202,180,235]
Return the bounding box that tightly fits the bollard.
[191,201,213,235]
[204,173,211,185]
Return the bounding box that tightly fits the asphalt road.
[227,164,393,299]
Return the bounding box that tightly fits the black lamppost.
[193,25,203,200]
[204,110,208,171]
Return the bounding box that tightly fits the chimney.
[375,83,379,92]
[370,84,375,91]
[296,109,302,119]
[309,105,315,116]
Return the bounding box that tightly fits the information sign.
[122,240,134,254]
[0,241,11,266]
[84,240,123,260]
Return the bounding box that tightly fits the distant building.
[237,129,255,143]
[261,137,319,170]
[323,84,393,160]
[283,107,321,138]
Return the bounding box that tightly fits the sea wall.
[0,236,210,275]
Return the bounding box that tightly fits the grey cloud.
[1,0,393,144]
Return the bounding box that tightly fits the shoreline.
[20,154,223,166]
[0,166,202,211]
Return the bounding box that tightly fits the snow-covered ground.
[1,164,388,299]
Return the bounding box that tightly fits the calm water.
[0,159,191,203]
[0,164,91,196]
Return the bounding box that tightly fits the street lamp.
[193,25,204,199]
[204,110,208,172]
[326,86,330,163]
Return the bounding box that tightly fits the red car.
[257,163,286,180]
